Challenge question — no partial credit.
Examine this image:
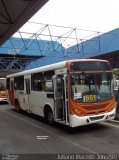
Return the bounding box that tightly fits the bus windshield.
[0,78,6,91]
[71,72,113,103]
[0,78,7,102]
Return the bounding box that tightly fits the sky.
[29,0,119,33]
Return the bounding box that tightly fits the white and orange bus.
[0,77,7,103]
[6,59,116,127]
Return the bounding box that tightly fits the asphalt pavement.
[0,104,119,160]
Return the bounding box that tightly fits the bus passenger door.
[24,78,31,112]
[53,75,69,124]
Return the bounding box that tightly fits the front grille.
[86,110,106,115]
[89,115,104,121]
[2,96,6,98]
[83,104,109,111]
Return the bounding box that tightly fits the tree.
[113,69,119,79]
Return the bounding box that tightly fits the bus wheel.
[46,109,54,125]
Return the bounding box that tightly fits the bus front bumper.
[0,98,7,102]
[69,108,116,127]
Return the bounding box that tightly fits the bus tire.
[44,106,54,125]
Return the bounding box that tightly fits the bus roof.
[6,59,109,78]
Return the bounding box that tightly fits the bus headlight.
[72,108,84,116]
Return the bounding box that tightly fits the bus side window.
[14,77,19,90]
[19,76,24,90]
[10,80,14,90]
[6,78,10,90]
[44,70,54,92]
[31,72,43,91]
